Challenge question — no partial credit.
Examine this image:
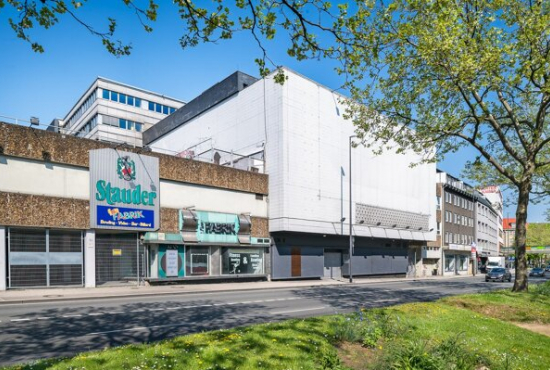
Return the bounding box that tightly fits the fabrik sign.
[90,149,160,231]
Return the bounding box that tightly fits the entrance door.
[324,250,342,279]
[291,247,301,277]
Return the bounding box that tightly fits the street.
[0,276,533,366]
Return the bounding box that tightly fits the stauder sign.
[90,149,160,231]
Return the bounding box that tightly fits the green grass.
[441,283,550,323]
[5,282,550,370]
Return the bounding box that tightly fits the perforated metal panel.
[8,228,83,288]
[355,203,429,231]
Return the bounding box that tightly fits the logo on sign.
[117,156,136,181]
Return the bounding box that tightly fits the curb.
[0,275,477,306]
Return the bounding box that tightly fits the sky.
[0,2,547,222]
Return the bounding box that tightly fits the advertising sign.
[165,249,179,277]
[90,149,160,231]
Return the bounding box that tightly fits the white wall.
[0,156,267,217]
[151,68,436,241]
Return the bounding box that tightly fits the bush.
[375,334,491,370]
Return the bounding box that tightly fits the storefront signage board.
[90,149,160,231]
[180,211,241,243]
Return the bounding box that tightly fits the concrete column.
[0,227,6,290]
[84,230,96,288]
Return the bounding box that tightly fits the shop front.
[89,149,159,285]
[144,210,269,282]
[443,244,470,275]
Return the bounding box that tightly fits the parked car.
[485,268,512,282]
[529,268,546,277]
[545,265,550,272]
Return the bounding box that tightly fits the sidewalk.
[0,274,476,305]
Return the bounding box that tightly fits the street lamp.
[349,135,357,283]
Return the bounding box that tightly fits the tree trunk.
[512,179,531,292]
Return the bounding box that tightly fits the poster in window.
[166,249,179,277]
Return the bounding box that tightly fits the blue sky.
[0,2,546,222]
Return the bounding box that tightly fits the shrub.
[530,280,550,296]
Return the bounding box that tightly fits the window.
[445,254,455,272]
[148,101,176,115]
[66,89,98,130]
[119,119,127,129]
[458,255,468,271]
[437,222,441,235]
[102,89,142,108]
[117,118,141,132]
[222,248,264,274]
[186,247,210,275]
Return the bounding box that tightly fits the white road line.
[11,318,31,322]
[63,314,82,318]
[166,307,180,310]
[149,308,164,311]
[198,304,212,307]
[130,309,145,313]
[182,305,198,308]
[37,317,52,320]
[88,313,105,316]
[271,306,326,315]
[241,301,252,304]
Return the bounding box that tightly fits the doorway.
[324,250,342,279]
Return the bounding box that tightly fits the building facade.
[48,77,185,147]
[432,170,476,276]
[502,218,517,256]
[143,68,437,280]
[479,186,504,253]
[0,122,269,290]
[474,192,500,269]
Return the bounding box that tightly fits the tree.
[527,223,550,248]
[3,0,549,291]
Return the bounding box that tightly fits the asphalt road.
[0,276,540,366]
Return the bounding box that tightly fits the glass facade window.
[119,119,127,129]
[148,101,176,115]
[222,248,264,274]
[459,255,468,271]
[102,89,142,108]
[445,254,455,272]
[186,247,210,275]
[66,89,98,130]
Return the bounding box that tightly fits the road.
[0,276,536,366]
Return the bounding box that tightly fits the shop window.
[186,247,210,275]
[459,255,468,271]
[445,254,455,272]
[222,248,264,274]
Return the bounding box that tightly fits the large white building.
[144,68,437,279]
[479,186,504,253]
[48,77,185,147]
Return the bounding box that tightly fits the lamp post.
[349,135,357,283]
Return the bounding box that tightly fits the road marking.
[149,308,164,311]
[63,314,82,318]
[11,318,31,322]
[198,304,212,307]
[271,306,326,315]
[88,313,105,316]
[37,317,52,320]
[130,309,146,313]
[166,307,180,310]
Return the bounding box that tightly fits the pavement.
[0,273,475,305]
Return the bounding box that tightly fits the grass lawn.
[5,282,550,370]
